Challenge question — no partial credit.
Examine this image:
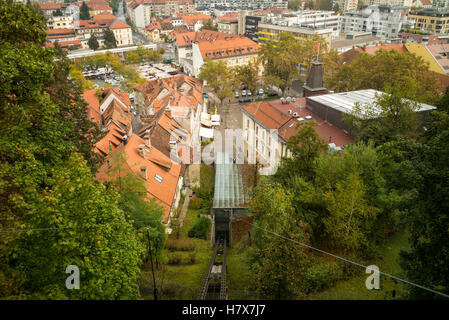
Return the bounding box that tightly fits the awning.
[200,127,214,139]
[211,114,220,122]
[201,118,212,127]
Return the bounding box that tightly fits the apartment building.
[340,6,414,39]
[127,1,152,29]
[408,9,449,34]
[46,15,74,30]
[75,13,133,48]
[334,0,358,12]
[191,36,260,77]
[217,20,238,34]
[258,23,333,47]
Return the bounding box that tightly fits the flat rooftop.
[307,89,436,117]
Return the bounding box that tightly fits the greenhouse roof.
[213,152,249,209]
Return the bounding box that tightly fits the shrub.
[188,217,210,240]
[189,196,202,210]
[194,187,211,201]
[167,252,182,265]
[165,236,195,251]
[301,262,344,294]
[200,198,211,215]
[187,252,196,264]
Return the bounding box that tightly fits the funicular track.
[197,237,227,300]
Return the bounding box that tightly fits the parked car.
[258,88,264,95]
[241,90,247,96]
[247,91,252,96]
[234,91,239,98]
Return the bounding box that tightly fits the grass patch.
[200,164,214,191]
[140,237,213,299]
[309,230,410,300]
[226,239,257,300]
[181,209,200,238]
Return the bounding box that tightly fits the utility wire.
[242,220,449,299]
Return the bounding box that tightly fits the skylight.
[155,174,163,183]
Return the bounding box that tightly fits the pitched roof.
[134,75,203,115]
[82,89,102,127]
[109,19,131,29]
[243,98,354,146]
[96,134,182,223]
[198,36,260,60]
[39,3,63,10]
[175,30,238,47]
[405,42,446,74]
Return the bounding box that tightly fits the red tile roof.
[39,3,63,10]
[175,30,238,47]
[243,98,354,147]
[96,134,182,223]
[134,75,203,115]
[198,36,260,60]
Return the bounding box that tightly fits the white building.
[340,5,414,39]
[127,1,152,30]
[270,11,341,38]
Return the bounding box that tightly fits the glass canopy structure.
[212,152,249,246]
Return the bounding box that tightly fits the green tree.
[274,121,328,183]
[288,0,302,10]
[0,0,142,299]
[326,49,440,103]
[248,180,311,299]
[88,33,99,50]
[79,1,90,20]
[342,85,422,146]
[198,59,235,107]
[323,173,379,255]
[260,32,339,95]
[201,19,217,31]
[104,29,117,49]
[399,109,449,298]
[233,60,260,94]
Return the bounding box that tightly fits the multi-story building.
[269,10,341,38]
[258,23,334,47]
[217,20,239,34]
[340,5,414,39]
[46,15,74,30]
[68,13,133,48]
[408,9,449,34]
[334,0,358,12]
[127,1,152,29]
[175,30,239,74]
[191,35,260,77]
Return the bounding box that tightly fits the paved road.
[117,0,125,22]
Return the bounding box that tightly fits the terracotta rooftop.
[175,30,238,47]
[243,98,354,147]
[198,36,260,60]
[39,3,63,10]
[96,134,182,223]
[134,75,203,115]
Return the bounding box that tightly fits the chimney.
[140,166,147,180]
[144,134,151,147]
[138,144,146,159]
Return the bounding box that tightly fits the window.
[155,174,163,183]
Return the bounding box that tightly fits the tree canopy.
[326,49,440,103]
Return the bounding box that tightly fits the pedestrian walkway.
[179,187,193,228]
